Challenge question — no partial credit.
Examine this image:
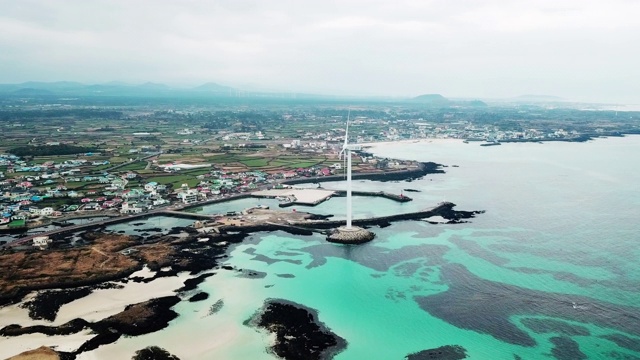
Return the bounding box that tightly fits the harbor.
[2,187,425,249]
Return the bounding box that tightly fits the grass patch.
[36,197,71,208]
[182,168,212,176]
[117,162,147,172]
[8,219,26,228]
[146,175,200,188]
[286,161,322,168]
[240,158,271,167]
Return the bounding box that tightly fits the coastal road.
[2,193,250,249]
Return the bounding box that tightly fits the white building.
[178,189,199,204]
[32,236,52,249]
[120,202,143,214]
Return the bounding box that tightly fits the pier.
[251,188,336,207]
[332,190,412,202]
[159,211,217,221]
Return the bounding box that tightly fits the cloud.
[0,0,638,102]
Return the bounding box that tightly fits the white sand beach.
[0,271,195,358]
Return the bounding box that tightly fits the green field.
[240,158,271,167]
[146,175,200,188]
[117,162,148,172]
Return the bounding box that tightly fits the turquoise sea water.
[87,137,640,359]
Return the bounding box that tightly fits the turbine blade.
[343,109,350,147]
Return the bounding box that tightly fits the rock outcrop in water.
[249,299,347,360]
[132,346,181,360]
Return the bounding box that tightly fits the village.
[2,99,635,237]
[0,144,417,236]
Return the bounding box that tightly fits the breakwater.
[282,162,444,185]
[219,202,461,236]
[333,190,411,202]
[295,202,454,229]
[277,190,410,208]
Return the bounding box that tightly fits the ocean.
[3,137,640,359]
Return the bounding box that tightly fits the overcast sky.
[1,0,639,103]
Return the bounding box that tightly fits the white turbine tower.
[327,110,374,244]
[339,110,361,229]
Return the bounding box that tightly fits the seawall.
[282,162,444,185]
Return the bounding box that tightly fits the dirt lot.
[0,234,175,298]
[7,346,60,360]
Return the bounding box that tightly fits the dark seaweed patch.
[415,264,640,346]
[601,333,640,353]
[303,242,449,272]
[208,299,224,316]
[549,336,586,360]
[276,273,295,278]
[521,318,590,336]
[274,251,301,257]
[405,345,467,359]
[250,254,303,266]
[449,236,510,266]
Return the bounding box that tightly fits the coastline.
[0,149,479,359]
[3,160,444,248]
[360,138,464,147]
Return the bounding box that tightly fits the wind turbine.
[339,110,361,229]
[327,110,375,244]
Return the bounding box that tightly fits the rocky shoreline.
[0,229,245,305]
[283,161,445,185]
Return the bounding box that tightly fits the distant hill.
[412,94,450,104]
[0,81,487,104]
[192,82,234,93]
[19,81,86,91]
[512,94,566,102]
[11,88,55,96]
[412,94,487,107]
[0,81,235,98]
[137,82,170,90]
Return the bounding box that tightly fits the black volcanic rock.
[0,318,90,337]
[22,287,93,321]
[74,296,181,354]
[187,292,209,302]
[133,346,181,360]
[250,299,346,360]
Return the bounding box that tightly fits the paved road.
[2,193,250,249]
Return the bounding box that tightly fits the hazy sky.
[1,0,639,102]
